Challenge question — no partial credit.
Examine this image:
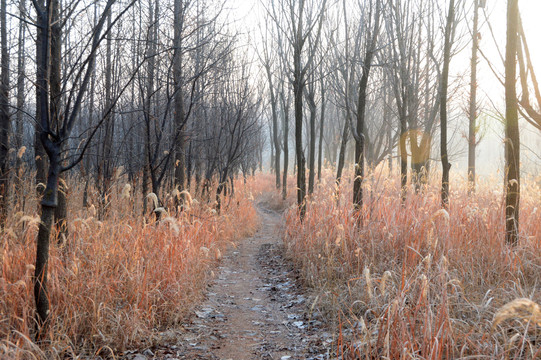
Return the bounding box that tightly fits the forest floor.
[123,201,334,360]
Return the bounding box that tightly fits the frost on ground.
[124,205,334,360]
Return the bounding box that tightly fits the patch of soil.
[124,205,334,360]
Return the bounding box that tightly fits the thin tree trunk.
[307,91,316,195]
[14,0,26,210]
[294,75,306,220]
[336,113,349,186]
[173,0,186,192]
[0,0,10,227]
[266,65,281,190]
[468,0,479,195]
[143,0,157,215]
[35,3,47,197]
[317,78,325,181]
[33,0,52,334]
[504,0,520,246]
[399,116,407,203]
[281,93,289,200]
[440,0,454,209]
[49,0,68,241]
[353,2,380,213]
[98,11,114,220]
[34,159,59,336]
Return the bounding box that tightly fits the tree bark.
[399,116,407,203]
[266,64,281,190]
[173,0,186,192]
[317,77,325,181]
[336,112,349,188]
[307,87,316,195]
[143,0,158,215]
[294,73,306,219]
[440,0,454,209]
[33,2,51,332]
[49,0,68,240]
[504,0,520,246]
[14,0,26,210]
[293,27,306,220]
[34,0,47,197]
[98,11,114,220]
[281,91,289,200]
[0,0,10,227]
[353,2,380,212]
[32,0,120,336]
[468,0,479,195]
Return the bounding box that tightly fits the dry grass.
[252,173,296,213]
[283,165,541,359]
[0,175,259,359]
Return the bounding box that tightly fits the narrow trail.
[146,203,333,360]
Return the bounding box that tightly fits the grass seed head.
[146,193,159,209]
[493,298,541,329]
[121,184,131,199]
[363,267,373,300]
[380,271,393,295]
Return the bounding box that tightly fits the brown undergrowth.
[0,174,259,359]
[284,166,541,359]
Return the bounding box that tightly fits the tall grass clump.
[0,174,258,359]
[284,165,541,359]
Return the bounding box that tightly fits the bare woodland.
[0,0,540,358]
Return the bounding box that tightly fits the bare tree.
[32,0,134,335]
[305,66,317,195]
[259,17,281,190]
[270,0,326,220]
[504,0,519,246]
[467,0,481,194]
[0,0,9,227]
[440,0,456,209]
[317,63,326,181]
[15,0,27,210]
[352,0,381,213]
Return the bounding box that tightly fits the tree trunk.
[32,0,117,337]
[294,73,306,220]
[468,0,479,195]
[504,0,520,246]
[353,9,379,211]
[143,0,158,215]
[33,147,63,335]
[98,12,114,220]
[49,0,68,240]
[0,0,10,227]
[14,0,26,210]
[336,112,349,190]
[353,72,368,212]
[307,91,316,195]
[266,65,281,190]
[281,93,289,201]
[399,116,407,202]
[173,0,186,192]
[440,0,454,209]
[34,188,56,338]
[317,79,325,181]
[353,1,380,214]
[35,5,47,197]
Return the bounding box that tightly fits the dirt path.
[142,204,333,360]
